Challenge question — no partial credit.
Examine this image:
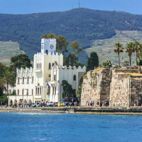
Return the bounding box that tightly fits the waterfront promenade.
[1,106,142,115]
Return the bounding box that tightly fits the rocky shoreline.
[1,107,142,115]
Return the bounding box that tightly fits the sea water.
[0,113,142,142]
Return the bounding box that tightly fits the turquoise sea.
[0,113,142,142]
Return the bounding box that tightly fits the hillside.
[0,41,24,65]
[1,8,142,58]
[85,31,142,65]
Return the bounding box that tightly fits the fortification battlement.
[55,65,86,71]
[113,66,142,73]
[17,67,33,77]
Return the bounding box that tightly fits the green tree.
[0,64,15,96]
[68,53,78,66]
[64,41,83,67]
[71,41,79,50]
[133,41,142,65]
[71,41,81,54]
[0,63,6,95]
[62,80,75,99]
[0,95,8,105]
[9,54,32,88]
[3,67,15,95]
[102,60,112,68]
[10,54,32,70]
[42,33,68,53]
[126,42,135,66]
[87,52,99,71]
[114,42,123,67]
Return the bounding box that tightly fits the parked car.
[46,102,54,107]
[32,103,41,107]
[62,97,79,106]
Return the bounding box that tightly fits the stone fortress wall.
[81,66,142,108]
[81,68,111,107]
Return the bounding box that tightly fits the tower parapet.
[41,38,56,54]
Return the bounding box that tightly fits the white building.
[8,38,86,106]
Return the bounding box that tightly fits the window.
[36,87,39,95]
[49,63,51,69]
[27,77,29,84]
[36,63,42,69]
[73,75,76,81]
[54,75,56,81]
[39,87,41,95]
[26,89,29,96]
[32,89,33,95]
[47,85,50,94]
[22,77,24,84]
[46,50,48,54]
[17,78,20,84]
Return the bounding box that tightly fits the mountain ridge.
[0,8,142,58]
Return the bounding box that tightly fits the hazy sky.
[0,0,141,14]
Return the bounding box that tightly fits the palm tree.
[114,42,123,66]
[137,42,142,65]
[133,41,141,65]
[71,41,82,55]
[126,42,135,66]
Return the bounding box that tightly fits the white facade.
[8,38,86,105]
[48,65,86,102]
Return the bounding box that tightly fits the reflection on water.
[0,113,142,142]
[16,112,62,115]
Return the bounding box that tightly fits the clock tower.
[41,38,56,54]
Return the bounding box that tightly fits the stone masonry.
[81,68,111,107]
[81,66,142,108]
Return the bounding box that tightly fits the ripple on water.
[0,113,142,142]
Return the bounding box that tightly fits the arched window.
[73,75,76,81]
[49,63,51,69]
[52,63,54,67]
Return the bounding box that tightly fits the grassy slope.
[85,31,142,65]
[0,41,24,65]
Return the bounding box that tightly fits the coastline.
[1,107,142,115]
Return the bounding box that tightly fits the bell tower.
[41,38,56,54]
